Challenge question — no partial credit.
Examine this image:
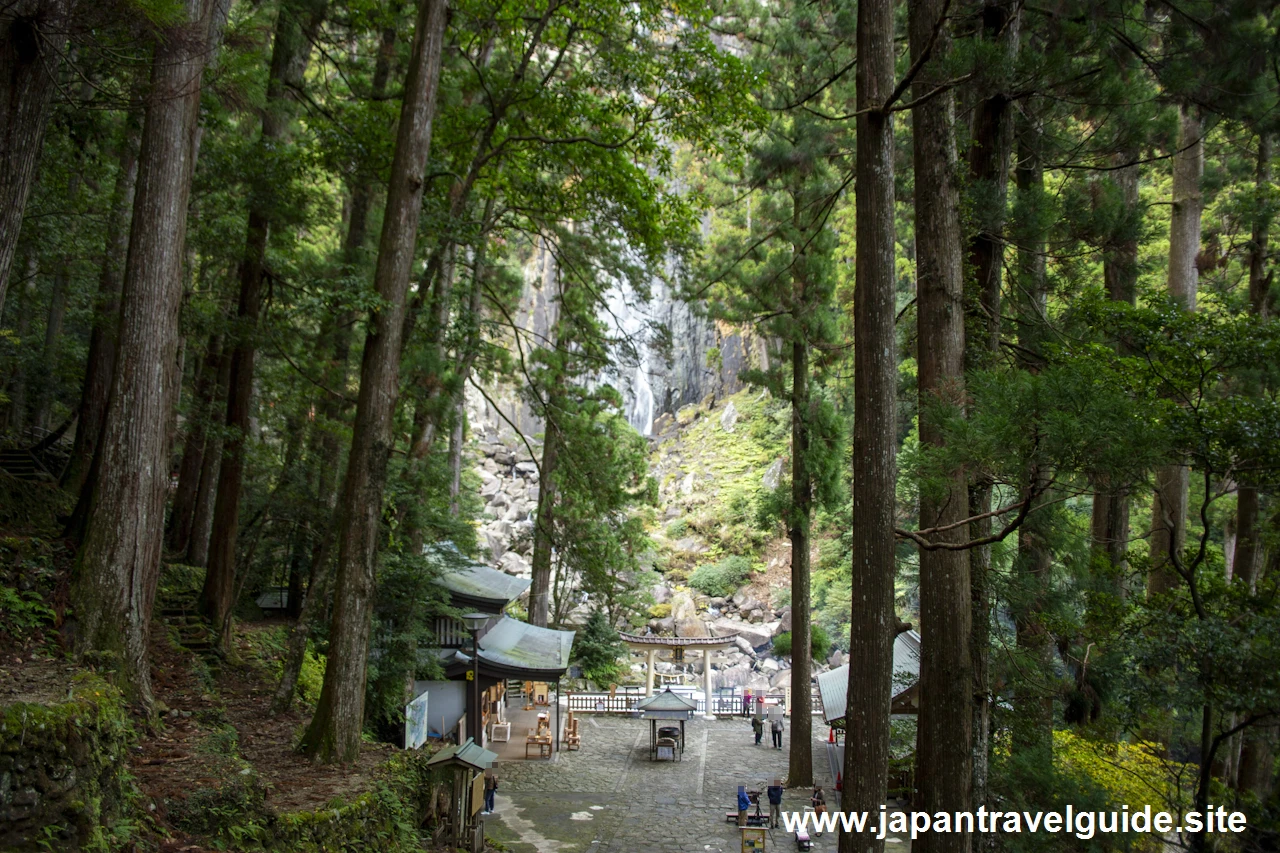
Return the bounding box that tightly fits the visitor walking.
[483,771,498,814]
[737,785,751,827]
[751,715,763,745]
[743,689,752,717]
[767,779,784,828]
[770,716,784,749]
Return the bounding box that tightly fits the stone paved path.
[483,716,911,853]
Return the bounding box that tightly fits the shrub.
[648,603,672,619]
[688,555,752,597]
[665,518,689,539]
[575,611,627,686]
[771,625,831,660]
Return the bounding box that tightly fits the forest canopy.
[2,0,1280,850]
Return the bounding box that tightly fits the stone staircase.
[159,593,217,659]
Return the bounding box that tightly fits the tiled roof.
[816,630,921,724]
[636,687,698,712]
[618,631,740,647]
[477,615,575,673]
[427,541,531,609]
[426,737,497,771]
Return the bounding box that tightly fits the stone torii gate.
[618,632,740,719]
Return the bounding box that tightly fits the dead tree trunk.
[299,0,448,763]
[839,0,896,847]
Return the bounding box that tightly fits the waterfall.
[631,362,655,436]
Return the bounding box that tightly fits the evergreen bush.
[688,555,752,597]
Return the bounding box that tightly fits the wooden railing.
[564,692,790,715]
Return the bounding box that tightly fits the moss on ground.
[0,673,142,851]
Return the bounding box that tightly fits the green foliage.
[688,555,752,597]
[0,585,54,646]
[771,625,829,661]
[365,548,450,742]
[574,610,628,686]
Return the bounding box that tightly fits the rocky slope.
[466,387,845,694]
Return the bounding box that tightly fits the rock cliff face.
[469,238,769,441]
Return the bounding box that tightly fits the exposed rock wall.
[0,674,135,851]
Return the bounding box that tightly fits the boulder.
[503,504,526,522]
[483,458,499,474]
[499,552,531,577]
[515,461,539,475]
[733,636,757,658]
[719,400,738,432]
[770,668,791,689]
[760,657,780,674]
[762,457,784,491]
[481,479,502,497]
[675,617,709,638]
[718,661,753,687]
[476,467,496,483]
[674,537,708,554]
[680,473,695,495]
[714,618,772,650]
[827,650,846,668]
[748,608,765,623]
[495,450,515,467]
[652,412,675,435]
[775,607,793,634]
[651,584,672,605]
[654,616,675,634]
[671,591,698,623]
[489,491,510,508]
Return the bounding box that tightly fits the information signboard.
[741,827,766,852]
[405,691,430,749]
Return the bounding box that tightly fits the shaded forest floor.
[135,622,395,845]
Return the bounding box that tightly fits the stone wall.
[0,674,135,851]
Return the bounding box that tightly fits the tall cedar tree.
[910,0,973,849]
[70,0,226,706]
[299,0,447,763]
[0,0,72,310]
[839,0,897,847]
[203,0,327,642]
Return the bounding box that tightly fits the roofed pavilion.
[618,631,739,718]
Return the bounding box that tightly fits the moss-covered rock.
[0,673,138,851]
[181,749,452,853]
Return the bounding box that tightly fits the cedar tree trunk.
[299,0,448,763]
[839,0,896,847]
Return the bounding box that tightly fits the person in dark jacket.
[770,716,784,749]
[751,715,764,745]
[483,771,498,814]
[767,779,784,828]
